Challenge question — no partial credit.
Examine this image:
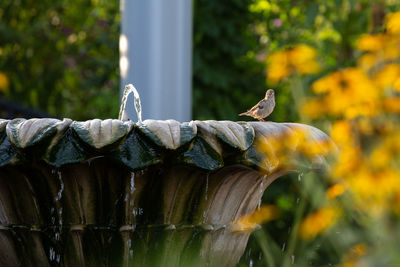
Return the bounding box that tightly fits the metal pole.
[120,0,193,122]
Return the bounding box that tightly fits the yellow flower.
[289,44,320,74]
[0,72,9,92]
[374,64,400,91]
[267,51,290,83]
[332,146,361,178]
[257,127,335,171]
[369,145,391,170]
[232,205,279,232]
[326,184,346,199]
[386,12,400,35]
[339,243,367,267]
[357,34,386,51]
[356,117,373,135]
[311,68,379,118]
[384,97,400,113]
[301,98,327,119]
[330,120,353,146]
[358,53,378,70]
[267,44,319,83]
[299,206,340,240]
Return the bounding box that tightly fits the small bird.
[239,89,275,121]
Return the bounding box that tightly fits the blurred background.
[2,0,400,266]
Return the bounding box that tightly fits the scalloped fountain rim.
[0,118,332,172]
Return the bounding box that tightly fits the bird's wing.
[248,99,266,112]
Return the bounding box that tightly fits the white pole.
[120,0,193,122]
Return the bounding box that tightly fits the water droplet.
[49,247,55,261]
[259,252,262,260]
[291,254,295,264]
[249,259,253,267]
[55,171,64,201]
[282,242,286,252]
[296,198,300,204]
[56,254,61,263]
[298,173,303,182]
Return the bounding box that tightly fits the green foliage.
[192,0,268,121]
[0,0,120,120]
[235,0,400,266]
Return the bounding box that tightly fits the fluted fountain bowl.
[0,118,333,267]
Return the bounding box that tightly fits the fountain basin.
[0,118,333,266]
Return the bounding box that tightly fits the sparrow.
[239,89,275,122]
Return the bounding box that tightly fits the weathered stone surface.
[72,119,133,149]
[138,119,197,150]
[0,119,333,171]
[6,118,61,149]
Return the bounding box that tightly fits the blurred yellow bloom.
[257,127,335,171]
[356,23,400,70]
[311,68,379,118]
[290,44,320,74]
[345,167,400,214]
[0,72,9,92]
[357,34,385,51]
[369,145,391,170]
[267,51,290,83]
[299,206,340,240]
[356,118,373,135]
[339,243,367,267]
[330,120,353,146]
[386,11,400,35]
[326,184,346,199]
[267,44,319,83]
[383,97,400,113]
[358,53,378,70]
[232,204,279,232]
[332,146,362,178]
[392,189,400,215]
[374,64,400,91]
[301,98,326,119]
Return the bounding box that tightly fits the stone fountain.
[0,115,332,267]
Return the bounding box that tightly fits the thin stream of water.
[119,84,142,123]
[49,170,64,263]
